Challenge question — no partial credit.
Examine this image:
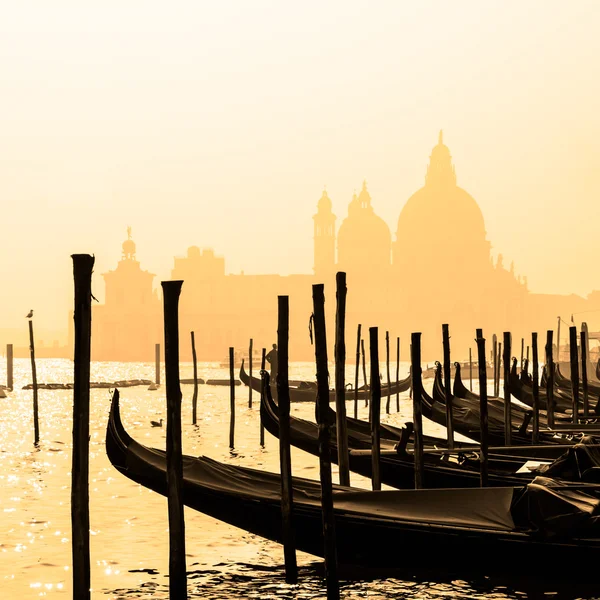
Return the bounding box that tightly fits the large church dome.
[394,132,490,272]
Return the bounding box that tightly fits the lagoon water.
[1,358,598,599]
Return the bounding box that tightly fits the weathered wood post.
[161,280,187,599]
[334,272,350,487]
[28,318,39,445]
[502,332,512,445]
[361,338,368,409]
[531,332,540,443]
[353,324,361,419]
[260,347,266,447]
[396,337,400,412]
[229,347,235,448]
[442,324,453,449]
[277,296,297,583]
[556,316,561,362]
[581,330,589,419]
[526,345,530,363]
[155,342,161,385]
[249,338,253,408]
[6,343,13,390]
[191,331,198,425]
[492,334,498,398]
[545,331,555,428]
[385,331,391,414]
[411,332,424,489]
[312,284,339,600]
[476,329,488,487]
[71,254,94,600]
[496,342,502,397]
[369,327,381,491]
[569,326,579,425]
[469,347,473,391]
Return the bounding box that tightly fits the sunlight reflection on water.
[0,358,598,599]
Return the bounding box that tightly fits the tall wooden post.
[71,254,94,600]
[161,280,187,599]
[361,338,368,409]
[6,343,13,390]
[442,324,453,449]
[546,331,555,428]
[312,284,339,600]
[492,334,497,398]
[502,332,512,445]
[155,343,161,385]
[531,333,540,443]
[28,319,39,445]
[396,336,400,412]
[569,326,579,425]
[249,338,253,408]
[411,332,424,489]
[469,347,473,391]
[496,342,502,397]
[385,331,391,414]
[369,327,381,491]
[191,331,198,425]
[556,316,561,363]
[229,347,235,448]
[476,329,488,487]
[581,330,589,419]
[277,296,297,583]
[260,347,266,447]
[353,325,361,420]
[334,273,350,487]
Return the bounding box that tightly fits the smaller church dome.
[122,226,136,259]
[317,188,332,212]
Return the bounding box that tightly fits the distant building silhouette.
[85,134,600,362]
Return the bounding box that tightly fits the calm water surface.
[0,359,598,599]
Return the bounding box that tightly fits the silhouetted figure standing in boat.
[266,343,278,383]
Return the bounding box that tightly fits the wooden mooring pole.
[369,327,381,491]
[312,284,339,600]
[476,329,489,487]
[569,326,579,425]
[469,347,473,391]
[531,332,540,443]
[545,331,555,429]
[385,331,391,414]
[277,296,297,583]
[191,331,198,425]
[229,347,235,449]
[411,332,424,489]
[249,338,253,408]
[260,347,266,447]
[6,343,13,390]
[442,324,453,449]
[71,254,94,600]
[361,338,368,409]
[155,342,161,385]
[492,334,497,398]
[502,332,512,445]
[520,338,524,370]
[396,337,400,412]
[496,342,502,398]
[334,272,350,487]
[162,280,187,599]
[353,324,361,419]
[28,318,39,445]
[581,330,589,419]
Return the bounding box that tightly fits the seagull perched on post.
[26,310,33,319]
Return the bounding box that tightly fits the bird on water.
[150,418,163,427]
[26,309,33,319]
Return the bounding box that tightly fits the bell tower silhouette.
[313,188,336,278]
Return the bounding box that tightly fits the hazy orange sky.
[1,1,599,342]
